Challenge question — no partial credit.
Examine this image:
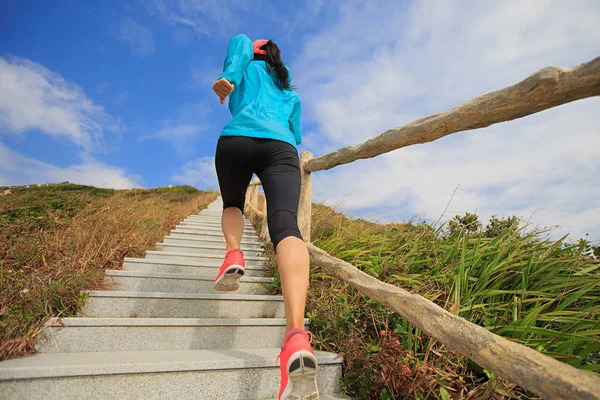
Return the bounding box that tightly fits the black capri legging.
[215,136,303,250]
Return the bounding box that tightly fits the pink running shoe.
[213,249,245,292]
[276,328,319,400]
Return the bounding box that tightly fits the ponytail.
[260,41,292,91]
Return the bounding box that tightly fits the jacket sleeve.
[289,99,302,145]
[219,34,254,87]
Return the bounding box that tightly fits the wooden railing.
[245,56,600,399]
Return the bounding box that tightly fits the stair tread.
[44,317,305,327]
[146,250,265,261]
[105,269,273,282]
[158,242,264,251]
[87,290,283,300]
[173,228,259,237]
[123,257,268,270]
[170,230,261,240]
[181,222,254,228]
[0,348,342,380]
[183,220,253,226]
[163,235,264,245]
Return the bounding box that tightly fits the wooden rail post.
[244,186,251,216]
[248,177,259,219]
[298,152,314,243]
[258,193,270,241]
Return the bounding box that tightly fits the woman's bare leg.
[221,207,244,250]
[276,236,310,332]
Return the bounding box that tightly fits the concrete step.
[268,395,350,400]
[144,250,265,266]
[168,231,262,245]
[187,214,234,220]
[37,317,307,353]
[162,236,263,252]
[104,270,272,295]
[179,222,256,233]
[182,222,255,231]
[196,212,232,218]
[0,348,343,400]
[183,217,253,227]
[122,258,268,277]
[185,218,253,226]
[156,243,264,258]
[174,225,259,236]
[185,212,249,219]
[173,227,260,239]
[82,291,285,318]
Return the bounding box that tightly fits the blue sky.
[1,0,599,242]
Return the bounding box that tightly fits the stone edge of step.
[183,220,253,227]
[172,228,259,236]
[145,250,266,262]
[154,244,265,257]
[86,290,283,301]
[180,221,255,228]
[122,257,268,271]
[170,229,261,239]
[0,348,343,380]
[105,269,273,283]
[43,317,309,327]
[161,239,264,250]
[167,233,261,243]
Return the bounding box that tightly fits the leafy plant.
[262,203,600,399]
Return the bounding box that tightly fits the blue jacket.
[219,34,302,149]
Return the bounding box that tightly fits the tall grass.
[296,203,599,399]
[0,184,217,360]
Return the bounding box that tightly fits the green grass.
[292,203,599,399]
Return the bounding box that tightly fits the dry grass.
[256,202,598,399]
[0,183,217,360]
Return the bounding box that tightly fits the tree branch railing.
[244,56,600,399]
[305,56,600,173]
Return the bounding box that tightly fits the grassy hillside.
[0,183,217,360]
[260,203,599,399]
[2,184,597,399]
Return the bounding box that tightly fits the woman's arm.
[219,34,254,87]
[289,99,302,145]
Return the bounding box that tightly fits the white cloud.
[294,0,600,242]
[113,91,129,105]
[186,63,221,91]
[0,142,140,189]
[144,0,270,37]
[171,156,217,190]
[155,123,208,158]
[0,56,118,151]
[140,102,215,158]
[115,19,154,56]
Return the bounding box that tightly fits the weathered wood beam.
[306,57,600,172]
[248,180,262,187]
[307,243,600,400]
[298,152,314,242]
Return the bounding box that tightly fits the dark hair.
[260,40,292,91]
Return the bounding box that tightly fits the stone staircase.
[0,198,345,399]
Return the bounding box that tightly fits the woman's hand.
[213,78,235,105]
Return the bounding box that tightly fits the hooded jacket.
[219,34,302,149]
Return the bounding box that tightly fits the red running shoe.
[213,249,245,292]
[276,328,319,400]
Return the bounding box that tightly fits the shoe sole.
[281,350,319,400]
[213,264,244,292]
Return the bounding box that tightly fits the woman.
[212,34,318,400]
